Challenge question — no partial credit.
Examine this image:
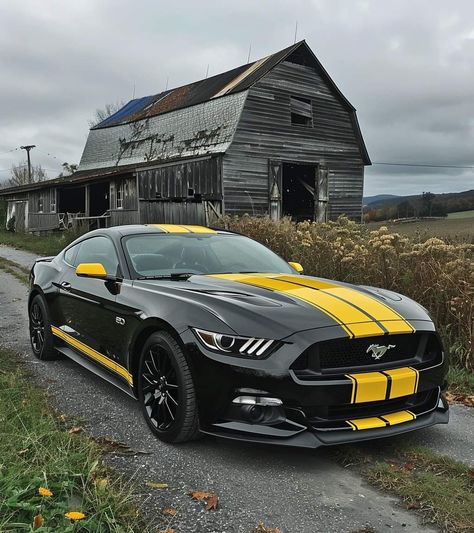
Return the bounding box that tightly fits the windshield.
[123,233,294,278]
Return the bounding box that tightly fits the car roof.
[88,224,234,237]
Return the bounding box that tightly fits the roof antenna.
[205,64,209,78]
[293,21,298,43]
[247,43,252,63]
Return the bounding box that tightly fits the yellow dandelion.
[38,486,53,497]
[65,511,86,521]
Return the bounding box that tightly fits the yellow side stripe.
[347,410,416,430]
[347,367,420,404]
[51,326,133,386]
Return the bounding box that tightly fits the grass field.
[447,210,474,219]
[366,217,474,241]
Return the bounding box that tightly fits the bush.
[221,215,474,369]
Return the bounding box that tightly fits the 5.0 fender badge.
[115,317,126,326]
[366,343,395,360]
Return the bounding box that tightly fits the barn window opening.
[38,194,44,213]
[50,191,56,213]
[290,96,312,127]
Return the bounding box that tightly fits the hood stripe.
[209,273,415,338]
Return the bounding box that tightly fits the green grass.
[0,256,30,285]
[447,210,474,219]
[366,447,474,532]
[0,348,146,532]
[0,229,78,257]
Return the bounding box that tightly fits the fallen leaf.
[445,392,474,407]
[32,514,44,530]
[403,462,415,472]
[92,436,149,455]
[58,414,68,422]
[68,426,83,434]
[205,494,219,511]
[189,491,219,511]
[189,490,214,501]
[467,469,474,479]
[18,448,28,456]
[162,507,177,516]
[146,482,168,489]
[158,529,176,533]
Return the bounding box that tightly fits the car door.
[57,235,125,371]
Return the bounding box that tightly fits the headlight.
[193,328,276,358]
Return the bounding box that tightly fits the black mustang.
[28,224,448,447]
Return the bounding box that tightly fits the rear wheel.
[138,331,200,443]
[29,294,57,360]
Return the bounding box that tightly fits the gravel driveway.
[1,244,470,532]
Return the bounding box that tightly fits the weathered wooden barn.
[0,40,370,232]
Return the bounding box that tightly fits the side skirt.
[55,345,137,399]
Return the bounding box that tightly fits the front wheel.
[29,294,57,360]
[137,331,200,443]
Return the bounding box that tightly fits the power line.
[373,161,473,170]
[0,147,20,157]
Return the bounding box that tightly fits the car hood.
[135,273,432,339]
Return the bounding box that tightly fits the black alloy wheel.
[138,331,199,443]
[28,294,57,360]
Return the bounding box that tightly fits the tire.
[29,294,58,361]
[137,331,200,443]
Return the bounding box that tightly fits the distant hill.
[363,190,474,221]
[363,194,400,206]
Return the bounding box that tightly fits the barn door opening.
[281,162,317,221]
[89,182,109,216]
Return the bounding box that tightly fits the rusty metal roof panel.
[92,42,303,130]
[78,91,247,172]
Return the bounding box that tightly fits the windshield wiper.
[137,272,196,280]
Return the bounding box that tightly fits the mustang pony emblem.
[366,343,396,360]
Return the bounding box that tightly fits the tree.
[421,191,436,217]
[9,162,47,187]
[88,100,125,128]
[57,162,78,177]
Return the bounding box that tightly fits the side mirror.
[288,262,304,273]
[76,263,108,279]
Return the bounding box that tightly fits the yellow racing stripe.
[51,326,133,386]
[347,410,417,430]
[383,367,419,399]
[380,410,416,426]
[346,371,388,403]
[149,224,191,233]
[210,273,415,339]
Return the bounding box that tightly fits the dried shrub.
[221,215,473,369]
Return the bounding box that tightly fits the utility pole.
[20,145,36,183]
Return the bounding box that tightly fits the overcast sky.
[0,0,472,196]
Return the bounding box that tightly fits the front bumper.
[181,324,449,448]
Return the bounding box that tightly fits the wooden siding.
[137,157,222,201]
[28,188,57,214]
[139,200,206,225]
[110,177,138,211]
[223,60,364,220]
[109,209,140,226]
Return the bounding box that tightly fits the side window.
[63,244,79,266]
[74,236,120,276]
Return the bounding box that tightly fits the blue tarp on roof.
[94,95,157,128]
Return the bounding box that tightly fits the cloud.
[0,0,472,195]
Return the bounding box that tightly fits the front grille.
[291,332,442,376]
[306,388,439,430]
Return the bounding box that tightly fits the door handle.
[60,281,71,290]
